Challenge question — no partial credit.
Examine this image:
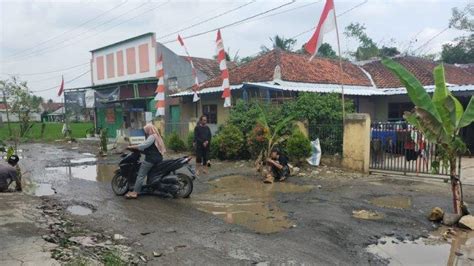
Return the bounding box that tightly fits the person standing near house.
[194,115,212,175]
[125,123,166,199]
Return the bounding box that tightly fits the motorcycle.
[111,150,196,198]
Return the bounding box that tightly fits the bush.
[186,131,195,153]
[214,124,245,160]
[286,130,311,164]
[209,134,222,159]
[247,123,270,159]
[167,132,186,152]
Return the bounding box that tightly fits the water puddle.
[191,175,313,234]
[66,205,93,216]
[352,210,384,220]
[25,183,56,196]
[46,164,117,182]
[70,157,97,164]
[370,196,412,209]
[367,227,474,265]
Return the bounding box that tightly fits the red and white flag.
[304,0,336,59]
[216,30,231,108]
[155,53,165,117]
[177,35,200,102]
[57,75,64,96]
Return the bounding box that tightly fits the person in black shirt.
[0,155,21,192]
[264,148,290,184]
[194,115,212,175]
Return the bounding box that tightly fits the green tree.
[317,43,337,58]
[261,35,297,52]
[442,4,474,64]
[382,58,474,215]
[344,23,400,60]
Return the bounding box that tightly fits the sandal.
[125,192,138,199]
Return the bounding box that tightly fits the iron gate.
[369,121,461,178]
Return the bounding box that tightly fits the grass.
[0,122,93,141]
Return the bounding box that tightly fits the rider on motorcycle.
[125,123,166,199]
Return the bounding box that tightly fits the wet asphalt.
[17,142,474,265]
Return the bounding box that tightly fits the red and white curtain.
[216,30,231,108]
[177,35,200,102]
[155,53,165,117]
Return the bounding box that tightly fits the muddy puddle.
[191,175,313,234]
[67,205,93,216]
[367,227,474,265]
[370,196,412,209]
[46,164,117,182]
[24,183,56,196]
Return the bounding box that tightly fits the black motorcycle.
[111,151,196,198]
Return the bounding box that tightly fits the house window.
[388,102,413,121]
[168,77,178,91]
[202,104,217,124]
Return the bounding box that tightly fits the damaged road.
[2,142,474,265]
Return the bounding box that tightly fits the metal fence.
[308,123,343,155]
[165,122,190,139]
[370,121,461,177]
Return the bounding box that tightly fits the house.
[0,102,41,122]
[39,102,64,122]
[73,32,225,139]
[170,49,474,150]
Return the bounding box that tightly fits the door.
[169,105,181,134]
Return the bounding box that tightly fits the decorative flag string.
[216,29,231,108]
[304,0,335,60]
[177,34,200,102]
[155,53,165,117]
[57,75,65,96]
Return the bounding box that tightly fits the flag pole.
[332,2,346,125]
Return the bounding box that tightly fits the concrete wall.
[342,113,371,173]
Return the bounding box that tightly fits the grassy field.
[0,122,94,141]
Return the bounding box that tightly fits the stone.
[113,234,126,240]
[68,236,97,247]
[317,185,322,189]
[165,228,177,233]
[153,252,162,257]
[459,215,474,230]
[429,207,444,221]
[443,213,462,226]
[139,256,147,262]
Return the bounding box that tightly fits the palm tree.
[261,35,297,52]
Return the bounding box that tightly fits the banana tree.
[382,58,474,215]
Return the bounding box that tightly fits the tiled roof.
[181,56,237,79]
[0,103,9,110]
[361,56,474,88]
[41,102,63,112]
[199,49,372,89]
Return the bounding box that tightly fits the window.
[202,104,217,124]
[168,77,178,91]
[388,102,413,121]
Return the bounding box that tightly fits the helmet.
[7,155,19,166]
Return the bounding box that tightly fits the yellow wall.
[342,113,371,173]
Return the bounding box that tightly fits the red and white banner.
[177,35,200,102]
[216,30,231,108]
[304,0,336,59]
[57,75,64,97]
[155,53,165,117]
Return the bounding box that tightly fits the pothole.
[370,195,412,209]
[66,205,93,216]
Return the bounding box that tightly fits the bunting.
[177,34,200,102]
[155,53,165,117]
[216,30,231,108]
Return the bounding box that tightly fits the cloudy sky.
[0,0,470,101]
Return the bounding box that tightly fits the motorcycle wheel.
[111,172,129,196]
[174,173,193,198]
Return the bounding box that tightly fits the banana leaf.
[432,64,448,103]
[459,96,474,129]
[414,107,449,143]
[382,58,442,123]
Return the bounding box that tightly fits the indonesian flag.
[304,0,336,59]
[177,34,200,102]
[216,30,231,108]
[155,53,165,117]
[57,75,64,96]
